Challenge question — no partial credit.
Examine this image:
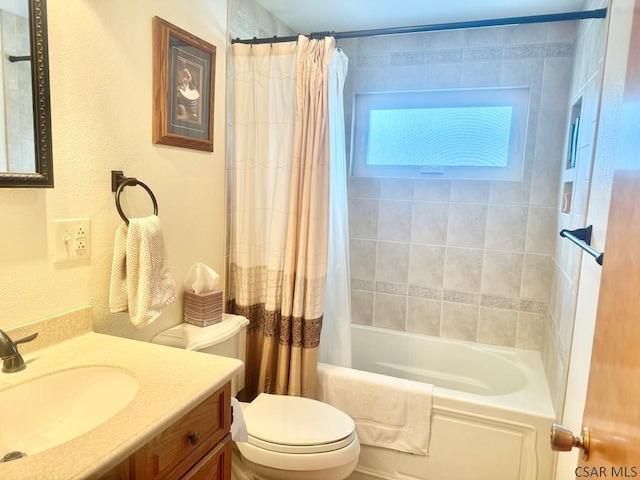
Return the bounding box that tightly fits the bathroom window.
[351,87,530,181]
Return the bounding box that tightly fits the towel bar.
[111,170,158,225]
[559,225,604,265]
[8,55,31,63]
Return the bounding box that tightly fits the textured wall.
[0,0,228,342]
[343,22,576,352]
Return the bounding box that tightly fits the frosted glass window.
[367,107,512,167]
[352,88,530,181]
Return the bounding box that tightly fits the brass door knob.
[550,423,590,460]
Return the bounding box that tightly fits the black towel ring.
[111,170,158,225]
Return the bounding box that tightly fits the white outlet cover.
[52,218,91,264]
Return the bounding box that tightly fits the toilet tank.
[152,314,250,395]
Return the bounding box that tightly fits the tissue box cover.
[184,290,223,326]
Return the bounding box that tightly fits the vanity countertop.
[0,331,243,479]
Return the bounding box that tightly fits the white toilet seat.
[247,430,357,454]
[242,393,355,447]
[236,393,360,473]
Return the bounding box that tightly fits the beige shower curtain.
[229,36,335,399]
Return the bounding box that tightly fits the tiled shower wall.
[227,0,293,41]
[341,22,577,352]
[0,9,34,173]
[544,3,608,416]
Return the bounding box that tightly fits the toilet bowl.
[152,314,360,480]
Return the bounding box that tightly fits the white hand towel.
[109,216,176,329]
[316,362,433,455]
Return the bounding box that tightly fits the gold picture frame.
[153,16,216,152]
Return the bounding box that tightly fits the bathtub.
[336,325,556,480]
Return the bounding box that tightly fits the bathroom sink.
[0,366,138,462]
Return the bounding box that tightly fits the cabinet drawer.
[131,382,231,480]
[181,433,231,480]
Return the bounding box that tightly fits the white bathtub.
[338,325,556,480]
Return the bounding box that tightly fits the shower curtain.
[229,36,336,399]
[320,48,351,367]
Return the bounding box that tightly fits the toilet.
[152,314,360,480]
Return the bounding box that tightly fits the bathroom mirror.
[0,0,53,188]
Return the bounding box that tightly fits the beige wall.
[343,22,577,352]
[0,0,228,342]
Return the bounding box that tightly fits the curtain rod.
[231,8,607,45]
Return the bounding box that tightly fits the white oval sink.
[0,366,138,461]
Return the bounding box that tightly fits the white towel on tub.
[316,362,433,455]
[109,216,176,329]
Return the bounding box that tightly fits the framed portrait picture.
[153,17,216,152]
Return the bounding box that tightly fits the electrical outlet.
[52,218,91,264]
[76,237,87,252]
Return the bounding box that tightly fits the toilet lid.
[243,394,356,454]
[150,314,249,350]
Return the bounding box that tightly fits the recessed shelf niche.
[562,181,573,214]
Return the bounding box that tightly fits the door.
[572,0,640,473]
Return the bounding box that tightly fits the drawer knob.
[189,431,200,446]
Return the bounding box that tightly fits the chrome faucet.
[0,330,38,373]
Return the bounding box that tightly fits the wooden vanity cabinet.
[99,382,232,480]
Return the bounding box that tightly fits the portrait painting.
[153,17,216,152]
